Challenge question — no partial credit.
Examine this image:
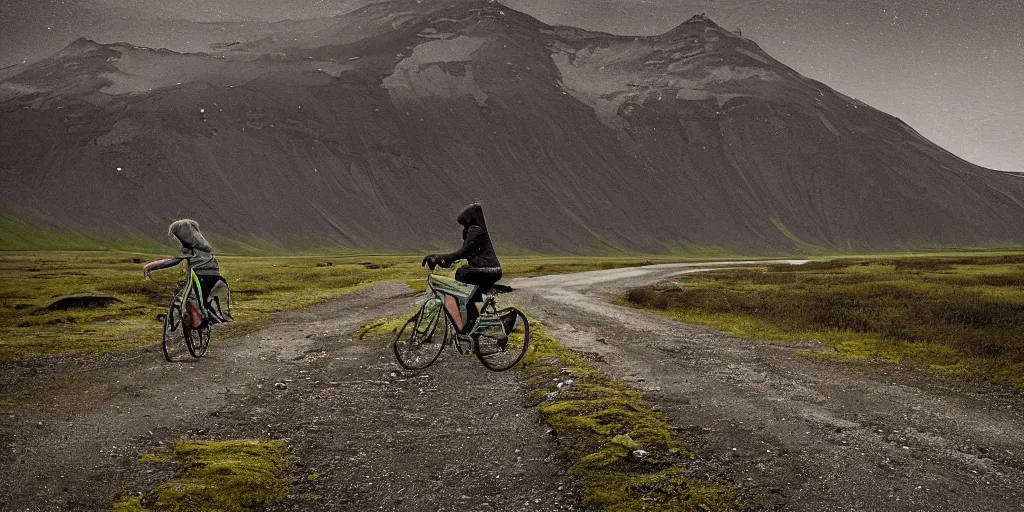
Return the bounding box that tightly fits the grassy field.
[624,253,1024,388]
[0,251,694,361]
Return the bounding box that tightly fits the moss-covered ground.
[356,314,412,339]
[519,324,741,511]
[624,253,1024,388]
[109,440,292,512]
[0,251,696,361]
[0,252,426,361]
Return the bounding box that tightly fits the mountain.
[2,0,1022,254]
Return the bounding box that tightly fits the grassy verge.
[520,324,741,511]
[0,252,700,362]
[110,440,292,512]
[623,254,1024,388]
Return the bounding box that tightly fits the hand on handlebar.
[421,254,438,270]
[421,254,452,270]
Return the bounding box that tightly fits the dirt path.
[0,282,579,511]
[510,263,1024,511]
[4,262,1024,511]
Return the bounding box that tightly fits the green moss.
[520,325,740,511]
[591,468,739,512]
[109,496,147,512]
[356,315,410,339]
[112,439,293,512]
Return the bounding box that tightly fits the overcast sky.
[1,0,1021,172]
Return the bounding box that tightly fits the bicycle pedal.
[454,334,473,354]
[475,340,503,357]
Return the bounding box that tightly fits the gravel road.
[3,262,1022,511]
[511,262,1024,512]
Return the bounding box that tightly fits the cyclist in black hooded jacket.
[422,203,502,330]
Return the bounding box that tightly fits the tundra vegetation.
[0,251,688,361]
[110,440,292,512]
[625,253,1024,388]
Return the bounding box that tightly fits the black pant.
[197,274,223,302]
[455,266,502,293]
[455,267,501,332]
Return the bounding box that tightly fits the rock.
[274,382,287,390]
[631,449,650,460]
[46,295,122,310]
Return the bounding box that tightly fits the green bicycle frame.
[180,268,208,318]
[425,269,501,335]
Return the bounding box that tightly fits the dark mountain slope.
[1,1,1021,253]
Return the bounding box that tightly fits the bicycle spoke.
[162,300,190,362]
[393,304,447,370]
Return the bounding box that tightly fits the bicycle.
[394,268,530,372]
[162,267,230,361]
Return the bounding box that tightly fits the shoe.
[455,333,473,353]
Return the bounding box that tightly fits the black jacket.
[439,204,501,269]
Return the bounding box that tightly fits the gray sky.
[1,0,1021,172]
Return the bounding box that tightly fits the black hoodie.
[439,204,501,269]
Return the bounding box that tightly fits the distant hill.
[2,0,1022,254]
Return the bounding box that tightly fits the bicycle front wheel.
[186,322,211,358]
[393,309,447,371]
[162,299,189,362]
[476,307,530,372]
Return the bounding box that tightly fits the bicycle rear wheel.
[476,307,530,372]
[161,299,189,362]
[393,306,447,371]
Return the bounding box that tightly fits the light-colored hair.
[168,219,212,251]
